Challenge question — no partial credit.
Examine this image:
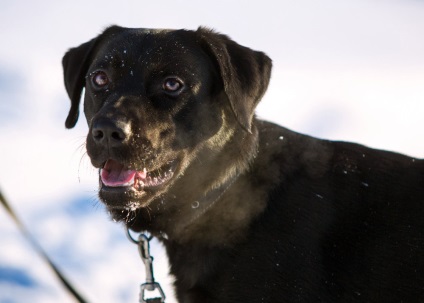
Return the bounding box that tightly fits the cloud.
[0,65,27,126]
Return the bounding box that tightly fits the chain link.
[126,228,166,303]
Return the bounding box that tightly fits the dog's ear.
[197,27,272,133]
[62,37,98,129]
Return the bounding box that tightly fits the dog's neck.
[167,166,242,240]
[131,119,264,246]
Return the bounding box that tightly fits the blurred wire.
[0,188,89,303]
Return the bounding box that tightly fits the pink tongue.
[101,159,137,187]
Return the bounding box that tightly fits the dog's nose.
[91,119,130,147]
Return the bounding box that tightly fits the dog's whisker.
[145,205,152,221]
[77,151,93,183]
[76,140,86,153]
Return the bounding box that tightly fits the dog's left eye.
[163,78,183,93]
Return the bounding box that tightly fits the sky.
[0,0,423,302]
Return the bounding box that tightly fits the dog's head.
[63,26,271,230]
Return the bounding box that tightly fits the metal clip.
[140,282,166,303]
[127,228,166,303]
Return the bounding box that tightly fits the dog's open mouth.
[100,159,176,192]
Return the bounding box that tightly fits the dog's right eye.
[163,77,184,94]
[91,71,109,88]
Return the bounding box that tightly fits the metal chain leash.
[126,228,166,303]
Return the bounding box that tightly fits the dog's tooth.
[122,178,135,187]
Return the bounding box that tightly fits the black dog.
[63,26,424,302]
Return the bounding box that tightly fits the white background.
[0,1,423,302]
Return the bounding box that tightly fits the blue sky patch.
[0,266,37,288]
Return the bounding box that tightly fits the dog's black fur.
[63,26,424,302]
